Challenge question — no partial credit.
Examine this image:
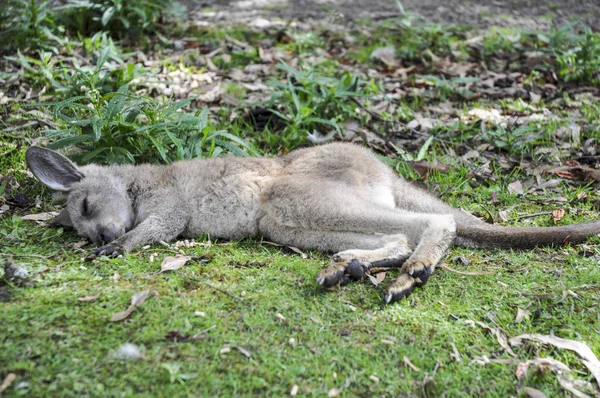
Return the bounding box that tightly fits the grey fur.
[25,144,600,302]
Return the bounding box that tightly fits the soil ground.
[183,0,600,30]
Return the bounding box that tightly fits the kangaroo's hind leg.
[261,178,457,301]
[258,215,414,287]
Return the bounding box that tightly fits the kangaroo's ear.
[49,208,73,228]
[26,147,84,191]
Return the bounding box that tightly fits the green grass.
[2,146,600,396]
[2,10,600,398]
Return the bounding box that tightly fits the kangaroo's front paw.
[384,274,417,303]
[85,244,124,261]
[317,258,366,289]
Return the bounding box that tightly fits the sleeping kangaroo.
[26,143,600,303]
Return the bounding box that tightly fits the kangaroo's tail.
[454,219,600,249]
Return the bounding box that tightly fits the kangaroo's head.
[26,147,135,245]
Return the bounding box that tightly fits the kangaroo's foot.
[384,261,435,303]
[316,250,408,289]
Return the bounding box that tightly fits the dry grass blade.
[450,342,462,362]
[403,356,421,372]
[77,295,100,302]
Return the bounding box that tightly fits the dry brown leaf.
[197,85,223,103]
[522,387,547,398]
[0,373,16,393]
[467,108,504,124]
[515,308,529,323]
[465,320,516,356]
[403,356,421,372]
[110,289,155,322]
[557,376,595,398]
[290,385,299,396]
[552,208,565,223]
[234,346,252,358]
[369,46,398,67]
[408,161,451,178]
[515,358,595,397]
[548,165,600,182]
[367,272,386,286]
[260,241,307,258]
[498,210,510,222]
[110,305,135,322]
[510,334,600,386]
[21,212,58,221]
[160,255,192,272]
[287,246,307,259]
[439,263,494,275]
[78,295,100,302]
[507,180,524,195]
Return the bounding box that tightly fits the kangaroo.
[26,143,600,303]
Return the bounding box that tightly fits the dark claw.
[316,266,346,288]
[85,244,123,261]
[384,284,415,304]
[384,274,417,304]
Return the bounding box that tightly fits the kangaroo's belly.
[184,173,271,239]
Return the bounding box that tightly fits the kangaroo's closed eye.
[82,197,90,216]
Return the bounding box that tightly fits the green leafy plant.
[161,363,197,385]
[489,22,600,86]
[553,24,600,85]
[34,80,256,165]
[0,0,62,54]
[5,50,64,90]
[55,0,175,39]
[483,123,545,154]
[7,34,147,99]
[373,2,467,64]
[260,62,375,150]
[420,75,479,100]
